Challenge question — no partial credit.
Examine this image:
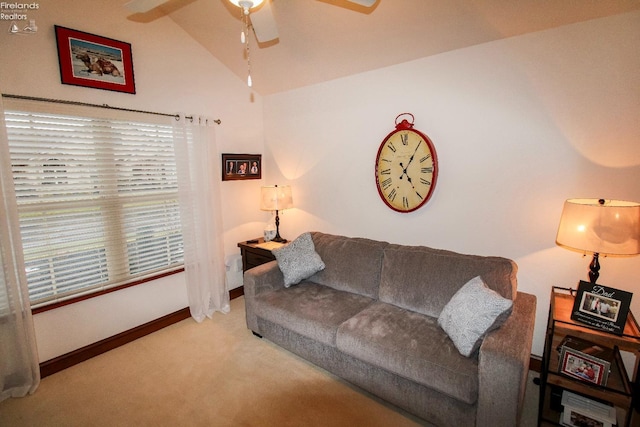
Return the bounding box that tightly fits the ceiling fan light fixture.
[229,0,265,14]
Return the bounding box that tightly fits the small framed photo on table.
[559,345,610,386]
[561,390,616,427]
[571,281,633,335]
[222,153,261,181]
[55,26,136,94]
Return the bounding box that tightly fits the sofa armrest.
[476,291,536,427]
[243,260,285,333]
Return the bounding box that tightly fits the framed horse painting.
[55,26,136,94]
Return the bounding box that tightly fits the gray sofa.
[244,232,536,426]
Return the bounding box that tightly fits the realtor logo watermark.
[1,2,39,21]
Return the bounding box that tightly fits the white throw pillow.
[272,232,325,287]
[438,276,513,357]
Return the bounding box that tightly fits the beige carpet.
[0,297,539,426]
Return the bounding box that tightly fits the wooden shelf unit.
[539,287,640,427]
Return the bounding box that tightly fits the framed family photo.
[561,390,617,427]
[222,153,262,181]
[55,26,136,94]
[559,345,610,386]
[556,335,615,387]
[571,281,633,335]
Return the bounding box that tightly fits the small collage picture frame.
[222,153,261,181]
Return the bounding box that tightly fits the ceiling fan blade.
[345,0,376,6]
[124,0,170,13]
[250,1,279,43]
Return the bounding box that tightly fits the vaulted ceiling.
[126,0,640,95]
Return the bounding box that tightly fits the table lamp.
[260,185,293,243]
[556,198,640,283]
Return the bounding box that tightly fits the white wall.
[262,11,640,356]
[1,3,638,362]
[0,0,264,361]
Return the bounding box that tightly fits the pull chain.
[240,7,252,88]
[246,21,252,87]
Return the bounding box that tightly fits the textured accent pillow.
[272,232,325,287]
[438,276,513,357]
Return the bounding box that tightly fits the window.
[4,100,184,309]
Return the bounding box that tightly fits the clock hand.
[398,162,416,189]
[399,162,408,180]
[405,140,422,169]
[399,140,423,180]
[405,172,416,190]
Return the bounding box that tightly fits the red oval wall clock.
[374,113,438,213]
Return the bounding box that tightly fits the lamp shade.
[260,185,293,211]
[556,198,640,256]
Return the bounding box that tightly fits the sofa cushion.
[308,232,388,299]
[272,232,325,287]
[438,276,513,357]
[336,302,479,405]
[378,244,517,318]
[253,282,374,346]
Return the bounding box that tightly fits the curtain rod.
[1,93,222,125]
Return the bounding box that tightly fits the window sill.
[32,267,185,315]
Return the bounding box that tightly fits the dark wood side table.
[237,238,283,272]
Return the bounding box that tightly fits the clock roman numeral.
[380,168,391,175]
[388,188,397,201]
[381,178,392,190]
[387,141,397,153]
[403,196,409,209]
[420,177,431,185]
[416,191,423,200]
[401,133,409,146]
[421,167,433,173]
[420,154,432,163]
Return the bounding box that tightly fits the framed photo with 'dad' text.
[571,281,633,335]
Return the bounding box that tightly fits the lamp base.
[588,252,600,283]
[272,209,287,243]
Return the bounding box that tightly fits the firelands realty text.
[1,2,39,20]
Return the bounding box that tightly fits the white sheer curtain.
[0,93,40,402]
[174,114,230,321]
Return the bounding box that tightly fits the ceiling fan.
[125,0,377,87]
[124,0,377,43]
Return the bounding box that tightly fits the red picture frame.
[55,26,136,94]
[559,346,610,386]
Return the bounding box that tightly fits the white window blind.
[4,99,184,308]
